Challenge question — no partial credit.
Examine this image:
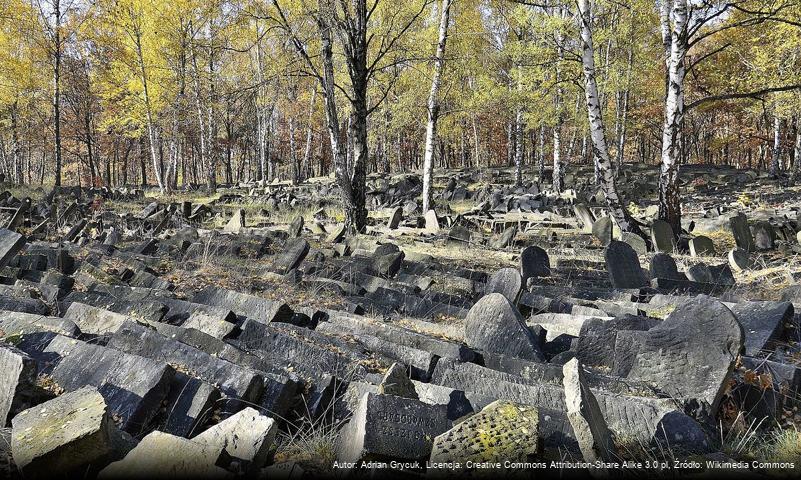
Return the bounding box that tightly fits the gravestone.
[378,363,418,399]
[730,301,793,356]
[729,213,755,252]
[337,392,450,463]
[591,217,613,246]
[288,216,304,238]
[490,225,518,249]
[0,345,37,425]
[520,245,551,281]
[752,221,776,250]
[573,204,595,233]
[485,267,523,303]
[650,220,676,253]
[563,359,616,462]
[387,207,403,229]
[687,263,713,284]
[464,293,544,361]
[622,295,744,418]
[649,253,682,281]
[224,209,245,233]
[728,248,751,272]
[604,241,647,288]
[430,400,540,465]
[425,210,440,233]
[274,238,310,274]
[620,232,647,256]
[689,236,715,257]
[0,228,26,268]
[12,387,132,478]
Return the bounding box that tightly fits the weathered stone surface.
[687,263,713,283]
[563,359,616,463]
[605,241,647,288]
[430,400,540,465]
[650,220,676,253]
[520,245,551,281]
[620,232,647,255]
[337,392,450,462]
[575,315,657,369]
[378,363,418,399]
[288,215,304,238]
[387,207,403,229]
[192,286,294,325]
[100,431,229,478]
[464,293,544,361]
[12,387,133,478]
[0,310,79,337]
[574,204,595,233]
[622,295,744,417]
[485,267,522,303]
[689,236,715,257]
[424,210,440,233]
[752,221,776,250]
[223,209,245,233]
[107,321,264,413]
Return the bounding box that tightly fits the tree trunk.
[422,0,453,213]
[771,115,781,177]
[578,0,647,241]
[658,0,688,237]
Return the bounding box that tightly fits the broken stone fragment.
[378,363,418,399]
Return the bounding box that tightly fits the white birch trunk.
[422,0,453,213]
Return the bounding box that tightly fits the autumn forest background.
[1,0,800,234]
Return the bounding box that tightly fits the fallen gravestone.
[621,295,744,418]
[337,392,450,463]
[0,344,38,425]
[429,400,540,465]
[274,238,310,274]
[0,228,26,268]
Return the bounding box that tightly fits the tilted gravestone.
[424,210,440,233]
[464,293,544,361]
[729,213,755,252]
[387,207,403,229]
[604,241,647,289]
[752,221,776,250]
[620,232,647,255]
[274,238,310,274]
[563,359,617,463]
[573,203,595,233]
[728,247,751,272]
[288,215,304,238]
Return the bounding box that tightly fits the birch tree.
[422,0,453,213]
[577,0,646,241]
